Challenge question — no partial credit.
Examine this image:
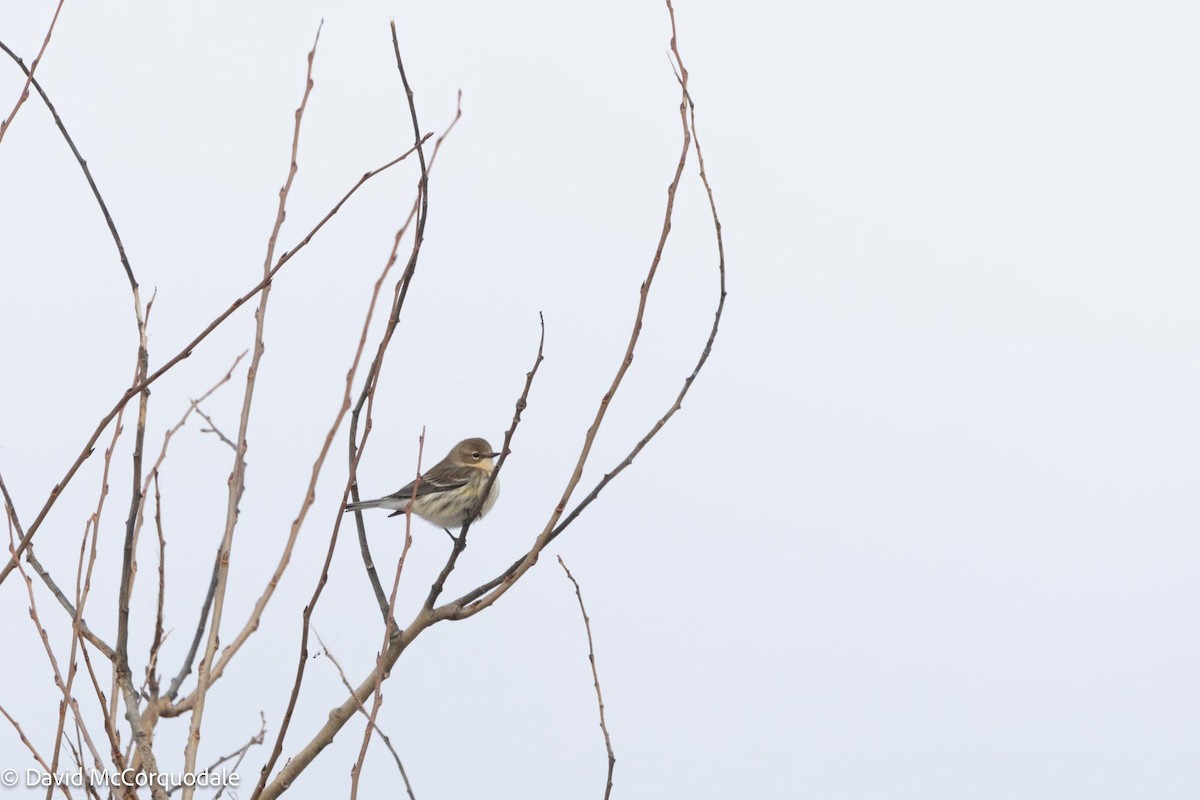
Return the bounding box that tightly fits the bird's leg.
[442,527,457,543]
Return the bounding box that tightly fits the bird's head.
[450,437,502,471]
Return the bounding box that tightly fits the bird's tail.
[344,499,380,513]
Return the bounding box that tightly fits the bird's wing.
[382,473,469,501]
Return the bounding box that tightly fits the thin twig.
[112,291,160,793]
[163,551,218,702]
[0,703,65,798]
[315,632,417,800]
[146,472,167,698]
[0,475,116,659]
[346,43,457,625]
[77,413,131,788]
[0,34,140,298]
[128,350,247,602]
[134,350,247,705]
[181,26,322,800]
[195,406,237,451]
[349,432,423,800]
[0,0,66,145]
[166,713,266,798]
[6,515,105,798]
[422,312,545,612]
[558,557,615,800]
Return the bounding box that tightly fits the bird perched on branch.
[345,437,502,532]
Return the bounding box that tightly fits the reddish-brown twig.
[6,514,107,797]
[145,472,167,698]
[0,0,66,145]
[0,703,64,798]
[558,556,616,800]
[180,26,323,800]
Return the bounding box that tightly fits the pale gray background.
[1,1,1198,798]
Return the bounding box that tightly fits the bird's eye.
[472,451,481,459]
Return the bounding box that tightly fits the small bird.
[345,437,502,532]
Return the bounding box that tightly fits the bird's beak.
[488,451,502,459]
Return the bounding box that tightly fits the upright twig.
[346,26,453,623]
[138,351,247,704]
[180,27,322,800]
[6,515,107,799]
[146,472,167,699]
[129,350,247,605]
[558,557,615,800]
[422,312,545,612]
[78,411,132,789]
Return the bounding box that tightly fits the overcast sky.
[1,1,1198,798]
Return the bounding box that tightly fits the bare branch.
[315,632,417,800]
[6,514,107,799]
[350,433,423,800]
[0,703,67,799]
[112,292,160,796]
[0,474,116,660]
[166,713,265,799]
[134,350,247,703]
[146,472,167,698]
[194,407,237,451]
[181,25,323,799]
[129,349,247,578]
[558,557,615,800]
[0,0,67,146]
